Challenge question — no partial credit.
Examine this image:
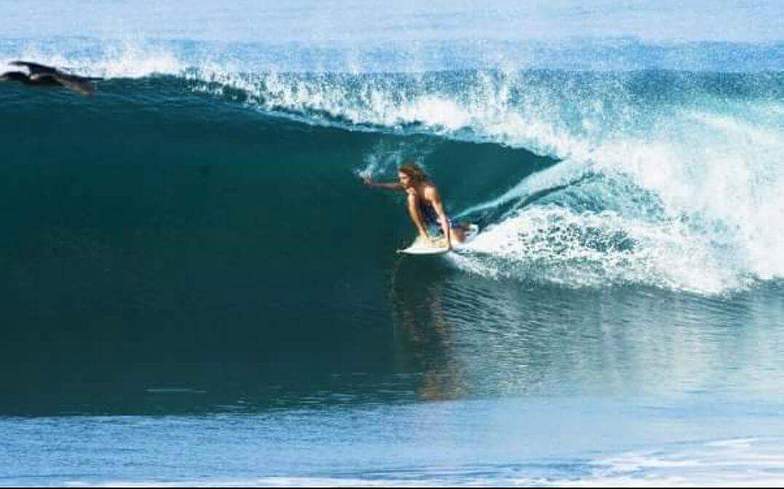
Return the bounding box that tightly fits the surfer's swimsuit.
[419,199,451,235]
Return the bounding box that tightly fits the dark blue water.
[2,2,784,484]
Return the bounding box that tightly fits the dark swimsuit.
[418,199,451,235]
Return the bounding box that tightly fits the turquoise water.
[1,1,784,485]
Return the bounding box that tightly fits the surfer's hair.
[399,161,428,183]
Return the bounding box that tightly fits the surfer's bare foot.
[451,226,466,243]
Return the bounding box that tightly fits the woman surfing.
[362,161,470,251]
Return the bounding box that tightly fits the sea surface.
[1,1,784,486]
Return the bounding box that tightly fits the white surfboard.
[397,224,479,255]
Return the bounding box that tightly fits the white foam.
[452,205,744,294]
[572,437,784,487]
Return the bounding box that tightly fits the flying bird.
[0,60,102,96]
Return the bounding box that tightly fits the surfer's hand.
[361,175,374,186]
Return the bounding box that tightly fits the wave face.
[2,49,784,296]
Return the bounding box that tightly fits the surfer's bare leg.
[406,192,430,239]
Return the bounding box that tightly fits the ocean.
[1,1,784,485]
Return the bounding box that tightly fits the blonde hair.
[398,161,428,183]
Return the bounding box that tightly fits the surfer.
[363,161,468,249]
[0,61,100,96]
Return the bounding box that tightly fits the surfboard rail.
[397,224,479,255]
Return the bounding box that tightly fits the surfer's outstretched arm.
[362,176,403,191]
